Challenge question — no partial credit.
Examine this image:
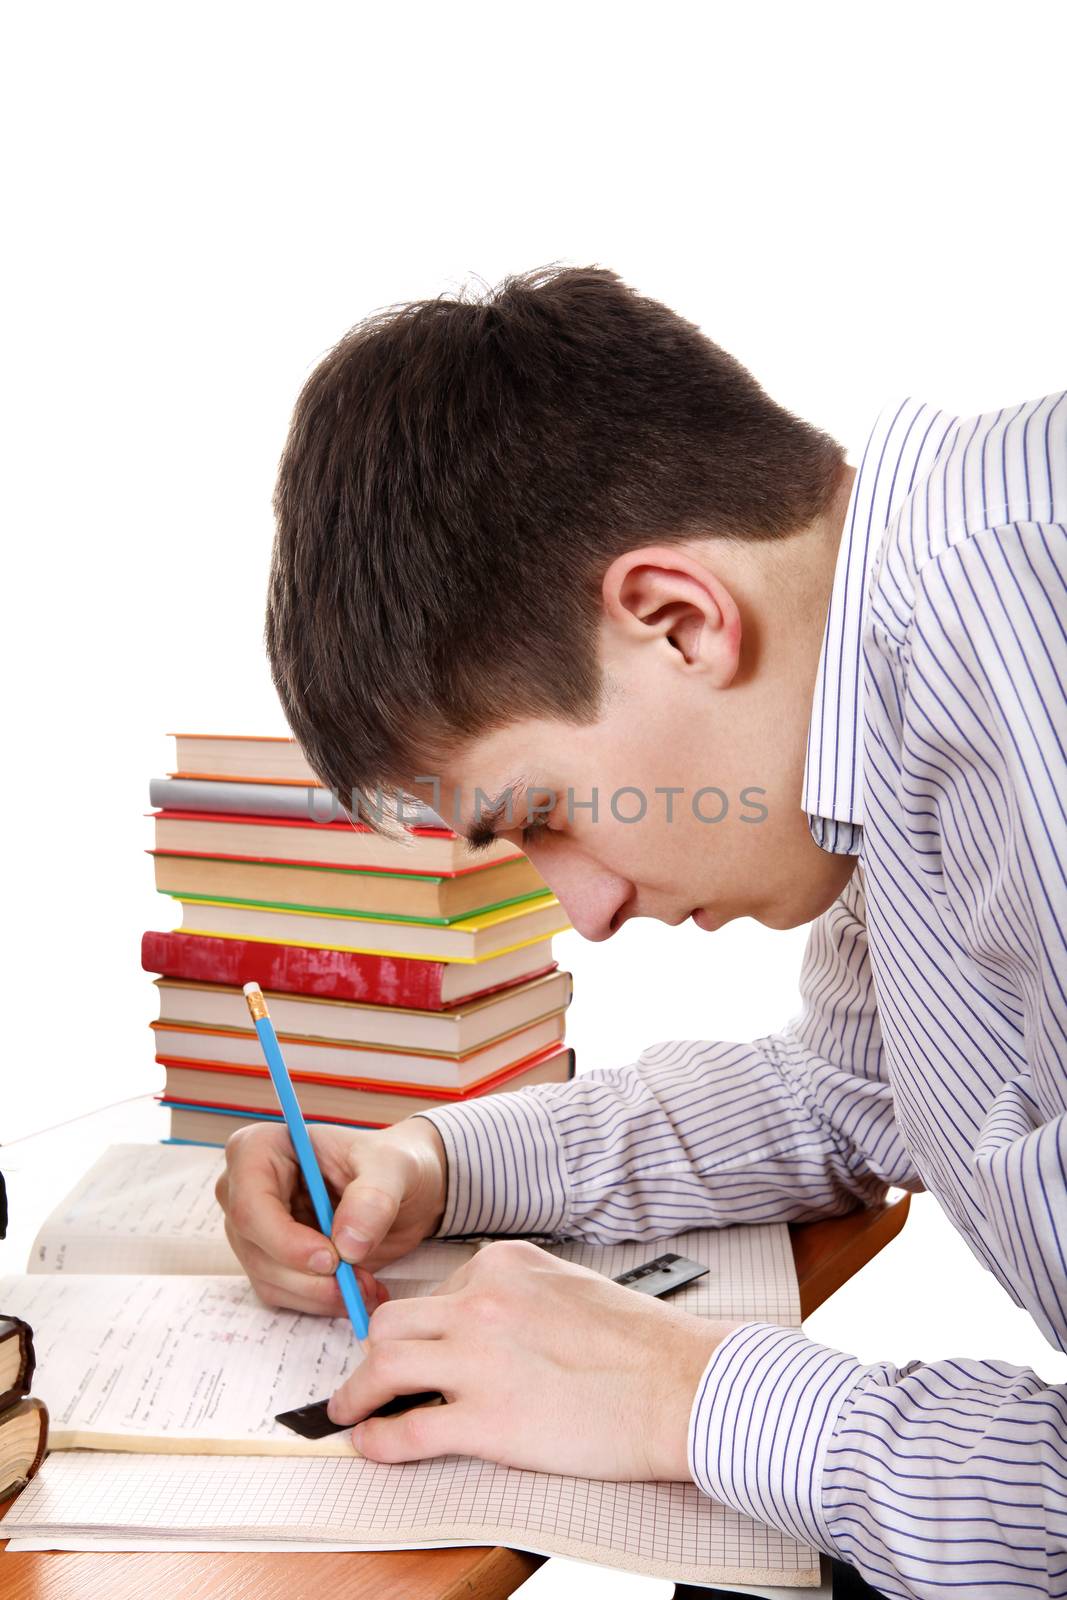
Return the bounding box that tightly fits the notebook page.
[25,1142,481,1282]
[0,1273,385,1454]
[3,1450,821,1587]
[0,1246,490,1456]
[27,1144,240,1275]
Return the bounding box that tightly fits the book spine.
[156,1037,569,1099]
[152,810,452,835]
[0,1396,49,1499]
[160,1044,574,1121]
[163,887,546,927]
[149,778,444,826]
[0,1316,36,1411]
[141,930,449,1008]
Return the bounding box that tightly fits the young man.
[217,268,1067,1599]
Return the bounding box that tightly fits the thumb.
[332,1140,408,1264]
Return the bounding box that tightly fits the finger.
[328,1340,456,1426]
[235,1235,385,1312]
[223,1215,388,1315]
[331,1146,411,1265]
[223,1127,339,1275]
[236,1235,388,1317]
[366,1291,452,1344]
[250,1276,349,1317]
[351,1399,474,1464]
[252,1276,388,1319]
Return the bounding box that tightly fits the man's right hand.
[215,1117,448,1318]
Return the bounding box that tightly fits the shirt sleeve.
[688,1324,1067,1598]
[690,522,1067,1599]
[416,868,923,1240]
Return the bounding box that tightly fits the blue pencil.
[242,981,370,1341]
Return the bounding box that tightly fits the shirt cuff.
[413,1088,572,1238]
[688,1322,866,1552]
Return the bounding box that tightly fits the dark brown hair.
[267,265,843,819]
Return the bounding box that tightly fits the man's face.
[420,616,853,939]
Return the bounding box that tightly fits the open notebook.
[26,1143,243,1275]
[2,1142,819,1587]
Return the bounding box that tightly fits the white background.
[3,4,1065,1590]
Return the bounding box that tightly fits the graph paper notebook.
[5,1142,819,1586]
[3,1446,820,1587]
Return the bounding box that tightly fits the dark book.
[0,1396,49,1501]
[0,1316,35,1412]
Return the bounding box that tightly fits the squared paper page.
[4,1451,821,1588]
[375,1238,479,1278]
[4,1537,468,1551]
[2,1539,831,1597]
[27,1144,240,1275]
[551,1226,801,1327]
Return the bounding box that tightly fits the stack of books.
[0,1315,48,1499]
[141,735,574,1146]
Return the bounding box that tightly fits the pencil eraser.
[243,982,268,1020]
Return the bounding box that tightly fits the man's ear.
[601,544,742,689]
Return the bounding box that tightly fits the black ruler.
[611,1251,708,1297]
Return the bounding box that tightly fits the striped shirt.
[420,392,1067,1599]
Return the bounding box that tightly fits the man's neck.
[700,460,856,689]
[824,461,858,567]
[806,459,856,609]
[777,456,857,711]
[787,458,856,655]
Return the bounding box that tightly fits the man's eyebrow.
[464,784,525,852]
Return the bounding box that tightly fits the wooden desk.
[0,1195,910,1600]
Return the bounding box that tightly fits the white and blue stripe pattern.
[421,392,1067,1598]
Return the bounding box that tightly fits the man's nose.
[524,843,633,942]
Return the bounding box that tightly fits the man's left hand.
[327,1239,739,1480]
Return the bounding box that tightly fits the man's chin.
[753,906,810,931]
[690,906,800,933]
[690,908,728,933]
[753,866,857,930]
[687,870,853,933]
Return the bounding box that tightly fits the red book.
[141,930,558,1010]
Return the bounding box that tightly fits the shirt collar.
[802,396,953,855]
